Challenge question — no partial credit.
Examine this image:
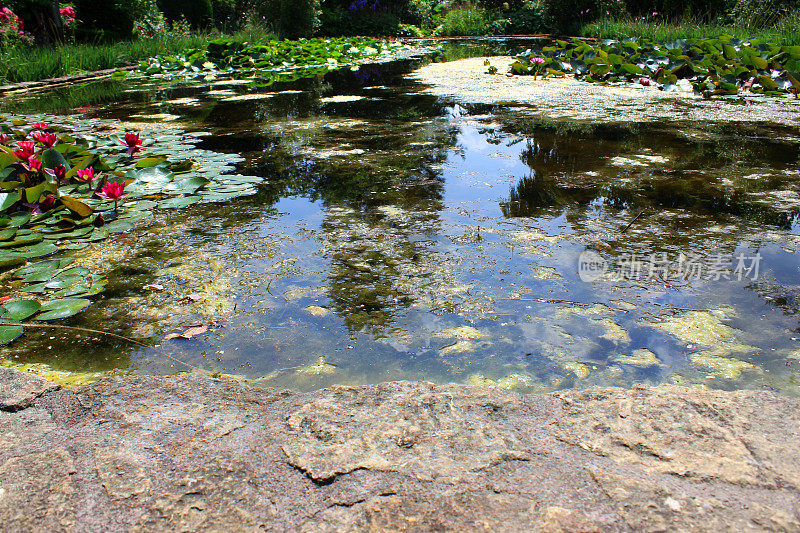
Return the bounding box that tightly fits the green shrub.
[623,0,734,20]
[439,5,487,36]
[730,0,800,26]
[543,0,626,34]
[506,2,547,34]
[71,0,157,40]
[156,0,213,28]
[397,22,425,36]
[278,0,318,38]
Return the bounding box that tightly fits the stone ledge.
[0,369,798,531]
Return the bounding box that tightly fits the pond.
[2,39,799,394]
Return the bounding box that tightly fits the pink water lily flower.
[14,141,36,161]
[23,157,43,173]
[75,167,96,183]
[639,77,652,86]
[31,131,58,148]
[98,181,129,210]
[45,164,68,185]
[530,57,545,65]
[120,132,144,156]
[31,122,49,130]
[0,133,8,145]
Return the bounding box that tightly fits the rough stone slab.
[0,372,798,531]
[0,367,60,412]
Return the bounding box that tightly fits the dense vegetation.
[0,114,262,343]
[0,0,798,84]
[510,37,800,97]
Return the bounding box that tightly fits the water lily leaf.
[0,324,23,345]
[36,298,90,320]
[60,196,93,218]
[1,299,41,320]
[15,257,74,280]
[135,157,167,168]
[0,191,21,213]
[40,148,69,171]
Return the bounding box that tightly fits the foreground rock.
[409,57,800,125]
[0,368,798,531]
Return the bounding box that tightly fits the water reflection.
[1,43,799,395]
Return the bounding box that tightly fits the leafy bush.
[439,5,487,36]
[319,9,399,36]
[211,0,237,27]
[543,0,626,34]
[278,0,317,38]
[156,0,213,28]
[506,2,547,33]
[730,0,800,26]
[71,0,156,40]
[397,22,425,36]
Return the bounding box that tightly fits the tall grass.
[439,6,488,37]
[580,14,800,45]
[0,27,277,84]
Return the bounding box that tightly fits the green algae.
[614,349,660,367]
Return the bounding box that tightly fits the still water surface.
[3,41,800,394]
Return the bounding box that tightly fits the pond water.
[2,40,800,394]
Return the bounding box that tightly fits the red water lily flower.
[31,122,49,130]
[120,132,144,156]
[45,164,67,184]
[0,133,8,145]
[23,157,43,173]
[75,167,96,183]
[98,181,129,210]
[98,181,128,201]
[31,131,58,148]
[39,195,56,212]
[13,141,36,161]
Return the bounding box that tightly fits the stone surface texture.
[0,368,798,531]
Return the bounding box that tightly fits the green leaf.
[60,196,94,218]
[0,191,21,213]
[36,298,91,320]
[135,157,167,168]
[1,299,41,320]
[40,148,69,171]
[0,324,23,345]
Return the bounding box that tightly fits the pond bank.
[1,368,798,531]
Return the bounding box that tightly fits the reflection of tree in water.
[321,196,444,333]
[501,122,800,248]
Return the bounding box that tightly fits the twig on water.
[622,208,648,233]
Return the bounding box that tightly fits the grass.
[0,27,277,84]
[439,6,488,37]
[580,15,800,46]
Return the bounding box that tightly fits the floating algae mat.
[1,40,799,395]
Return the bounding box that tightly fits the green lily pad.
[1,299,41,320]
[0,324,23,345]
[36,298,91,320]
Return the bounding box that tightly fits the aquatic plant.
[0,114,262,344]
[135,36,431,84]
[510,36,800,97]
